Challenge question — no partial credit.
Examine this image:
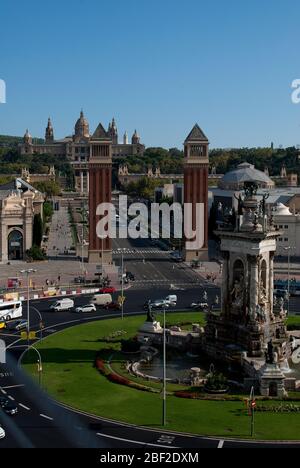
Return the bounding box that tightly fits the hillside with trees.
[116,145,300,179]
[0,146,74,187]
[210,146,300,177]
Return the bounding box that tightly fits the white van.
[90,294,112,307]
[50,298,74,312]
[165,295,177,305]
[0,301,22,321]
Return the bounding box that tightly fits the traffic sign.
[118,295,126,305]
[29,331,36,340]
[20,331,37,340]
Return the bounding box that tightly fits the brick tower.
[88,123,112,264]
[183,124,209,261]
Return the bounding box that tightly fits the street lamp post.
[20,269,37,348]
[29,305,44,341]
[284,246,295,316]
[18,346,42,387]
[162,304,167,426]
[118,248,126,320]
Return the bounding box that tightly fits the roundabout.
[21,311,300,442]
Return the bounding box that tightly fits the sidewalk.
[47,206,74,257]
[188,261,222,286]
[0,260,119,293]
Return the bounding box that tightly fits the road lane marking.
[96,432,179,448]
[2,384,25,390]
[19,403,30,411]
[40,413,54,421]
[218,440,224,449]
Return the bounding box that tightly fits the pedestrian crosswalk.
[132,280,217,290]
[112,249,172,255]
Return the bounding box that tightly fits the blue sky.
[0,0,300,149]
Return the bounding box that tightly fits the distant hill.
[0,134,44,147]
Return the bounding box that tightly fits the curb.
[1,285,132,303]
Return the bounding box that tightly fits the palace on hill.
[18,112,145,193]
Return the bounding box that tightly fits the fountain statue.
[205,181,289,362]
[146,303,155,323]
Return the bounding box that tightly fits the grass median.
[22,311,300,440]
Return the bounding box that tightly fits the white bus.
[0,301,23,321]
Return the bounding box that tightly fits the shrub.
[95,358,110,376]
[175,391,200,399]
[26,245,46,261]
[205,372,228,392]
[107,372,131,386]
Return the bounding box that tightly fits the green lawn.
[22,312,300,440]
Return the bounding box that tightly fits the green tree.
[43,201,54,221]
[32,214,43,247]
[34,180,61,197]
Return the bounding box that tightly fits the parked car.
[104,301,121,310]
[144,299,170,310]
[190,301,209,310]
[75,304,97,313]
[7,320,28,331]
[165,295,177,305]
[0,425,5,439]
[74,276,86,284]
[0,396,18,416]
[50,298,74,312]
[90,294,113,307]
[99,287,116,294]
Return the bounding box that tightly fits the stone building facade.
[19,113,145,194]
[0,179,44,262]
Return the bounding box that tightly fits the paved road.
[1,295,300,449]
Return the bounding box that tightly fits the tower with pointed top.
[45,117,54,143]
[132,129,140,145]
[123,131,128,145]
[183,124,209,261]
[88,122,113,264]
[108,118,118,144]
[281,164,287,178]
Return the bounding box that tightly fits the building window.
[284,225,289,229]
[190,145,206,157]
[279,238,283,242]
[284,238,288,242]
[279,225,283,229]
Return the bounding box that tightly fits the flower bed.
[95,357,159,393]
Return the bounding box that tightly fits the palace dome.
[219,162,275,190]
[74,110,90,138]
[275,203,292,216]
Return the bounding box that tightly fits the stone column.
[1,222,8,262]
[221,251,229,314]
[80,171,84,194]
[269,252,274,314]
[86,170,89,194]
[249,256,259,313]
